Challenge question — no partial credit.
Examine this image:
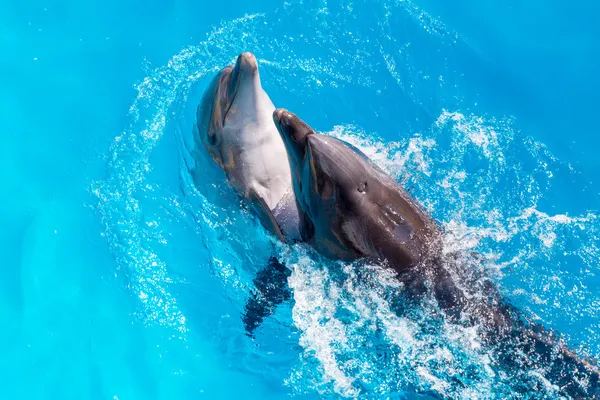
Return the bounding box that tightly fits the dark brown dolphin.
[273,108,600,399]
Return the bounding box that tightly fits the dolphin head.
[273,108,373,258]
[197,52,271,163]
[273,108,372,213]
[272,108,316,176]
[274,108,442,265]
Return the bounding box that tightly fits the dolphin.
[273,108,600,399]
[195,53,299,335]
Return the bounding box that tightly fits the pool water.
[1,0,599,399]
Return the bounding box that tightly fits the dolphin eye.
[206,127,219,146]
[206,131,216,145]
[357,181,367,193]
[318,177,334,199]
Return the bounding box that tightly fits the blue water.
[2,0,599,398]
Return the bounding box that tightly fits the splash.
[300,112,599,397]
[91,13,269,338]
[91,0,599,398]
[90,0,419,340]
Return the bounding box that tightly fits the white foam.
[306,112,599,394]
[91,0,600,395]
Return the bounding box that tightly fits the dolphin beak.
[273,108,288,127]
[273,109,315,153]
[227,52,259,100]
[236,52,259,74]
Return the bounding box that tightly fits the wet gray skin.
[196,53,300,241]
[272,108,443,269]
[272,108,600,398]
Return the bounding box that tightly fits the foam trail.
[90,0,600,397]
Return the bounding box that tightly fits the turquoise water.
[1,0,599,398]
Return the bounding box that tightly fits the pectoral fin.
[248,188,285,242]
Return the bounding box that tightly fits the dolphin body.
[273,108,600,399]
[195,53,300,335]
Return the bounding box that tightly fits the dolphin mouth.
[221,66,239,126]
[222,52,259,125]
[273,108,288,126]
[273,108,315,151]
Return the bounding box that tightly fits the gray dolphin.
[197,52,300,241]
[196,53,299,335]
[272,109,442,268]
[273,108,600,399]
